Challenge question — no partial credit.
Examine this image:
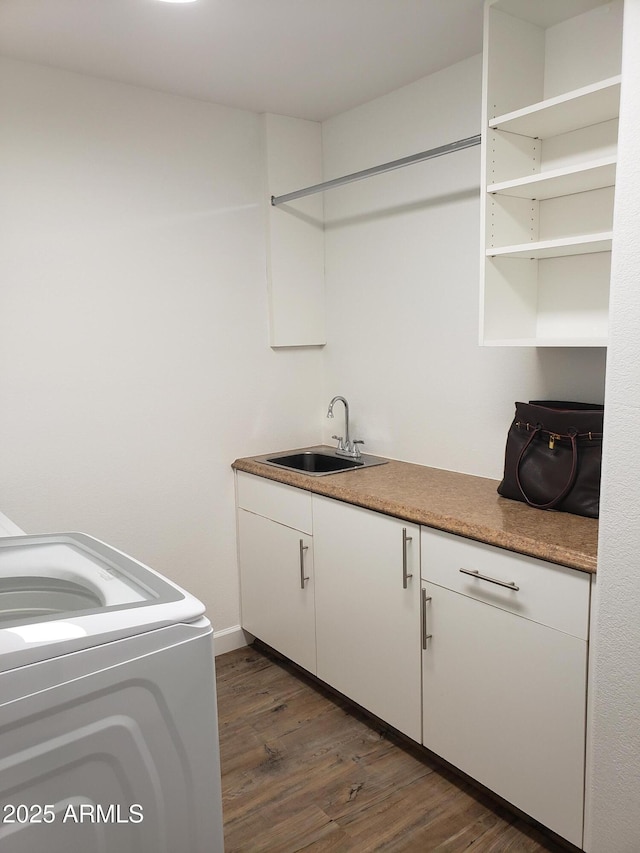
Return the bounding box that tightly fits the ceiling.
[0,0,484,122]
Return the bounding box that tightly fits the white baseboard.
[212,625,253,656]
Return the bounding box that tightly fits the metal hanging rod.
[270,133,481,206]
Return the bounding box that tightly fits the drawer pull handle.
[402,528,413,589]
[421,588,432,650]
[299,539,309,589]
[459,568,519,591]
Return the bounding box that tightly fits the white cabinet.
[235,470,593,845]
[313,496,422,742]
[421,527,590,847]
[235,477,422,741]
[480,0,623,346]
[236,472,316,673]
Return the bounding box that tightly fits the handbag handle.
[515,426,579,510]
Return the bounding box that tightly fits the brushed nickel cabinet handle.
[459,567,519,591]
[421,587,432,650]
[299,539,309,589]
[402,527,413,589]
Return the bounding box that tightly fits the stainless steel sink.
[257,448,388,476]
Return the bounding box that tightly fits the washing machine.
[0,529,224,853]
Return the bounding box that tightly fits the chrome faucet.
[327,396,364,458]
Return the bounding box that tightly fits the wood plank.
[216,645,574,853]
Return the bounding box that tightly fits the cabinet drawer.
[421,527,590,639]
[236,471,312,534]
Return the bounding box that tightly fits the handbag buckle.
[549,432,561,450]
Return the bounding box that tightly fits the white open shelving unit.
[480,0,623,347]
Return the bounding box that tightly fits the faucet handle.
[353,439,364,458]
[332,435,346,451]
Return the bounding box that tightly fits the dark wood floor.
[216,644,571,853]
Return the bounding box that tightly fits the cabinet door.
[313,496,421,742]
[422,581,586,847]
[238,509,316,673]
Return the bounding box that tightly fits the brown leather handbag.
[497,401,604,518]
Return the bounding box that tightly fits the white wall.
[1,23,638,849]
[321,54,607,478]
[0,52,610,648]
[585,1,640,849]
[0,57,324,640]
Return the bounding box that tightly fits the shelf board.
[487,156,616,200]
[489,76,621,139]
[483,337,608,348]
[487,232,613,260]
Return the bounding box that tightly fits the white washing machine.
[0,528,224,853]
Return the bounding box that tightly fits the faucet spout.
[327,396,363,458]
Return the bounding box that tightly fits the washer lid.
[0,532,207,672]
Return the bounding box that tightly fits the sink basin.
[267,452,362,474]
[258,448,388,477]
